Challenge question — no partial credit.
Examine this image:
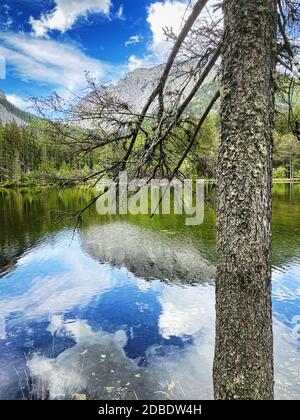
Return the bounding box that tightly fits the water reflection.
[83,222,215,284]
[0,232,214,399]
[0,186,299,399]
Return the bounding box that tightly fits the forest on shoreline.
[0,105,300,188]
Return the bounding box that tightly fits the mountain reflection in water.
[0,185,299,400]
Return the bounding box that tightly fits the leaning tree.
[32,0,300,400]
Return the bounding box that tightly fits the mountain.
[105,63,219,115]
[107,65,299,117]
[81,64,219,131]
[107,64,164,112]
[0,91,33,125]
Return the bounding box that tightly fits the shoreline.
[1,179,300,190]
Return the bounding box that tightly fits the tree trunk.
[213,0,277,400]
[290,155,294,183]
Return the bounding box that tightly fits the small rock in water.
[105,387,115,393]
[71,394,87,400]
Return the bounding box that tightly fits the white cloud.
[158,284,215,339]
[0,235,124,334]
[2,4,10,12]
[1,3,13,30]
[116,4,125,21]
[0,32,117,95]
[126,0,223,71]
[27,321,138,400]
[124,0,189,70]
[0,55,5,79]
[6,93,28,110]
[2,17,13,30]
[29,0,112,37]
[147,0,188,60]
[127,55,145,72]
[125,35,143,47]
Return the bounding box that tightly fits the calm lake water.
[0,184,299,400]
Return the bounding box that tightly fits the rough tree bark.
[213,0,277,400]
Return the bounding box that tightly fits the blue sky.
[0,0,191,109]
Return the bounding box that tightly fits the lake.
[0,184,299,400]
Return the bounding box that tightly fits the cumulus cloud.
[123,0,189,71]
[147,0,188,60]
[127,55,145,72]
[29,0,112,37]
[126,0,222,71]
[0,32,118,95]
